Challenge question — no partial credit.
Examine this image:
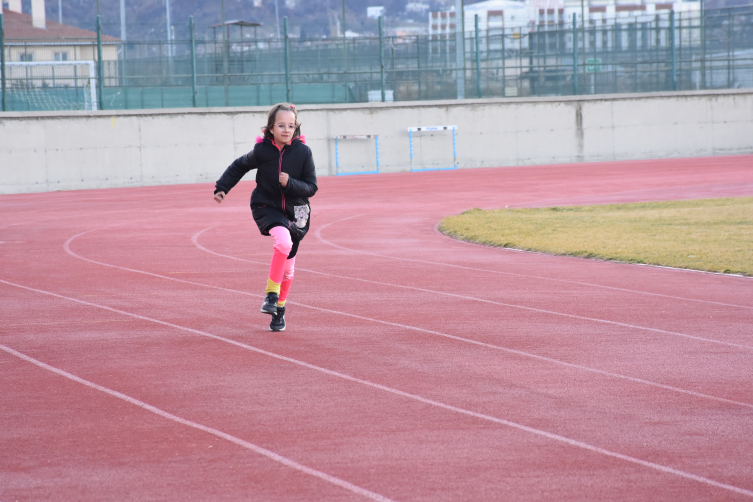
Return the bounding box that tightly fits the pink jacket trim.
[256,135,305,146]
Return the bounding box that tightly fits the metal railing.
[1,7,752,112]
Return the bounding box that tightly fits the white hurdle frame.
[5,60,98,110]
[334,135,380,176]
[408,125,457,172]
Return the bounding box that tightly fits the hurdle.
[334,135,380,176]
[408,126,457,172]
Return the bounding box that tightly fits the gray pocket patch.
[294,204,310,229]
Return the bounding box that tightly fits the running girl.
[213,103,317,332]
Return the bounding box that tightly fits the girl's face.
[271,110,297,146]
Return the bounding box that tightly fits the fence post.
[727,8,732,88]
[474,14,481,98]
[1,13,6,112]
[670,10,676,91]
[190,16,197,107]
[284,17,290,102]
[96,15,105,111]
[501,26,506,95]
[700,7,706,89]
[454,0,465,99]
[379,16,385,102]
[572,13,578,95]
[416,35,421,100]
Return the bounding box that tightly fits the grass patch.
[438,197,753,276]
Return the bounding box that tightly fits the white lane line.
[2,278,752,499]
[315,215,753,310]
[188,224,753,352]
[0,204,179,231]
[66,225,753,411]
[0,343,397,502]
[191,227,753,411]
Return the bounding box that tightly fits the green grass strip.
[439,197,753,276]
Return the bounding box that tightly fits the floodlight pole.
[342,0,346,36]
[165,0,172,57]
[120,0,127,44]
[274,0,280,39]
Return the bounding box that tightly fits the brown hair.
[262,103,301,141]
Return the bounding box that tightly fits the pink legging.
[268,226,296,304]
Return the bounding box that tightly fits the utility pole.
[58,0,62,23]
[342,0,346,36]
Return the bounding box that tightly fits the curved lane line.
[191,226,753,411]
[309,219,753,351]
[2,277,753,499]
[314,215,753,310]
[0,342,396,502]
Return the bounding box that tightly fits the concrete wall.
[1,89,752,194]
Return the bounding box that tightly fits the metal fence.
[1,7,752,112]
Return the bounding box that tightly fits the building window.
[54,52,69,61]
[20,52,33,61]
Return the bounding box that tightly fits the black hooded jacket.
[215,136,317,239]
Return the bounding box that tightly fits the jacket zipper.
[278,149,285,213]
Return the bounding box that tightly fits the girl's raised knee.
[270,226,293,255]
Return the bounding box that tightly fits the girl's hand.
[279,172,289,187]
[214,192,226,203]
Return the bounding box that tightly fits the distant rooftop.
[2,10,120,41]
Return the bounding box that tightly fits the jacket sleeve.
[214,150,257,195]
[283,148,318,198]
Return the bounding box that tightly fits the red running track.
[1,156,753,501]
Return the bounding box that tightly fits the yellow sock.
[265,278,281,295]
[278,299,286,307]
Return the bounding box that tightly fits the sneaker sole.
[269,326,286,332]
[261,306,277,315]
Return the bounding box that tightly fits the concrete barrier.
[1,89,752,194]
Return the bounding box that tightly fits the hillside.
[35,0,456,41]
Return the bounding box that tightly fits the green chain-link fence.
[2,6,752,112]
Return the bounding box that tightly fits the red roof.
[2,10,120,41]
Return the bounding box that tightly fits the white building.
[463,0,530,32]
[430,0,700,37]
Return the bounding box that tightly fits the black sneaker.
[270,306,286,332]
[261,292,278,315]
